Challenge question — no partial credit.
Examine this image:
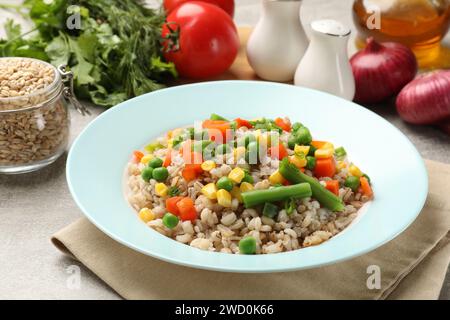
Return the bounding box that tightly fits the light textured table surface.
[0,0,449,300]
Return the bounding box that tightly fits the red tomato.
[162,2,239,79]
[163,0,234,17]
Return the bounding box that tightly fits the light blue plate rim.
[67,80,428,273]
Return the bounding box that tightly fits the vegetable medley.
[126,114,374,255]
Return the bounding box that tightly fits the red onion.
[396,70,450,125]
[436,118,450,135]
[350,37,418,104]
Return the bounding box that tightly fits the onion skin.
[437,119,450,135]
[396,71,450,125]
[350,38,418,104]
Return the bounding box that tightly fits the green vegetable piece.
[308,145,317,156]
[210,113,229,121]
[145,142,164,153]
[239,236,257,254]
[168,186,180,197]
[246,141,259,164]
[288,135,298,149]
[291,122,303,132]
[284,198,296,216]
[263,203,279,219]
[141,167,154,182]
[216,177,234,192]
[241,171,254,184]
[362,174,371,185]
[148,157,163,168]
[162,213,179,229]
[306,156,317,170]
[216,144,232,155]
[335,146,347,158]
[241,183,312,208]
[344,176,360,192]
[152,167,169,182]
[279,158,344,212]
[295,127,312,145]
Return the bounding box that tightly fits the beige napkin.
[52,160,450,300]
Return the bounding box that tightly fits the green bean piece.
[263,203,279,219]
[362,173,371,185]
[306,156,316,170]
[241,183,312,208]
[144,142,164,153]
[344,176,360,192]
[210,113,229,121]
[279,158,344,212]
[335,146,347,159]
[308,145,317,156]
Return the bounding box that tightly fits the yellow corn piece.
[228,167,245,184]
[269,170,286,185]
[349,164,363,177]
[337,161,347,172]
[315,148,334,159]
[166,130,173,139]
[155,183,168,197]
[289,154,307,168]
[201,160,216,172]
[217,189,232,208]
[240,182,254,193]
[139,208,155,223]
[234,146,246,162]
[167,139,174,149]
[201,183,217,200]
[231,186,242,203]
[321,142,335,152]
[294,145,310,156]
[140,154,154,165]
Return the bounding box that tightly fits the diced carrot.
[176,197,198,221]
[166,196,184,215]
[202,120,231,143]
[133,150,144,163]
[235,118,253,129]
[163,150,172,167]
[182,164,203,182]
[325,180,340,196]
[311,141,327,149]
[360,177,373,198]
[268,142,289,160]
[274,117,291,132]
[300,167,306,173]
[314,157,336,178]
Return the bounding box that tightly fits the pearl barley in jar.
[0,57,74,174]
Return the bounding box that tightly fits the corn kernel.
[337,161,347,172]
[234,146,246,161]
[240,182,254,193]
[155,183,168,197]
[201,160,216,172]
[289,154,307,168]
[269,170,286,185]
[167,139,174,149]
[228,167,245,184]
[140,154,154,165]
[231,186,242,203]
[217,189,232,208]
[201,183,217,200]
[315,148,334,159]
[321,142,335,152]
[349,164,363,177]
[294,145,310,156]
[166,130,173,139]
[139,208,155,223]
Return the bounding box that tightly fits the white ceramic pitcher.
[246,0,308,82]
[294,19,355,101]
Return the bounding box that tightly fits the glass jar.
[353,0,450,69]
[0,57,87,174]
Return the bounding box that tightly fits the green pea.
[152,167,169,182]
[306,156,316,170]
[308,145,317,157]
[344,176,360,192]
[295,127,312,145]
[162,213,179,229]
[241,171,254,184]
[263,203,279,219]
[216,176,234,192]
[148,157,163,168]
[291,122,303,132]
[239,236,257,254]
[141,167,153,182]
[288,135,297,149]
